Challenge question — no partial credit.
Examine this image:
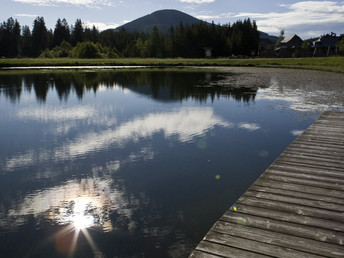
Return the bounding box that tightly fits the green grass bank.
[1,57,344,74]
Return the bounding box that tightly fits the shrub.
[39,49,54,58]
[71,41,102,58]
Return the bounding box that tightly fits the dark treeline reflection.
[0,70,258,103]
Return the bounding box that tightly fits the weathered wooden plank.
[205,231,322,258]
[292,139,344,149]
[261,173,344,190]
[236,195,344,222]
[195,241,269,258]
[254,178,344,199]
[189,250,222,258]
[244,189,344,212]
[277,155,344,170]
[231,203,344,232]
[268,164,344,179]
[283,148,344,159]
[266,169,344,185]
[190,112,344,257]
[212,221,344,257]
[220,212,344,245]
[294,136,344,145]
[250,184,344,205]
[280,152,344,163]
[276,159,344,172]
[289,140,344,150]
[302,131,344,139]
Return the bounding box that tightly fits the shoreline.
[0,57,344,74]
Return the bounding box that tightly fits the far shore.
[1,57,344,74]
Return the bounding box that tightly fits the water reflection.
[0,70,258,103]
[3,107,230,172]
[4,176,124,232]
[58,107,231,159]
[249,68,344,112]
[1,68,343,257]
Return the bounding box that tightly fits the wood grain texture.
[190,111,344,257]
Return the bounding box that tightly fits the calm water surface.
[0,68,343,257]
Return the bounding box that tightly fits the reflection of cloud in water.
[238,122,261,131]
[16,105,118,136]
[257,74,344,112]
[4,107,262,172]
[17,106,96,122]
[0,165,193,255]
[2,176,134,233]
[56,107,231,159]
[291,130,304,136]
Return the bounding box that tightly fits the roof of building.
[281,34,302,43]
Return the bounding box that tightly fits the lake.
[0,67,343,257]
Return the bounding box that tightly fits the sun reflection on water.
[72,214,94,230]
[1,175,139,256]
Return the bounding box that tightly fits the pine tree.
[32,17,48,57]
[53,18,70,47]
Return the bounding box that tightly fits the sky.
[1,0,344,39]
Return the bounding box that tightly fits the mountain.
[259,31,279,43]
[115,9,278,42]
[115,9,205,33]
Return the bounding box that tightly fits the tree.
[84,25,99,43]
[21,25,32,57]
[32,17,48,57]
[71,19,84,46]
[338,37,344,53]
[275,29,285,48]
[53,18,70,47]
[302,41,310,50]
[0,18,21,57]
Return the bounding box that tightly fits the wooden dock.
[190,111,344,258]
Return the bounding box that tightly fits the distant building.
[204,47,212,58]
[204,47,213,58]
[276,34,303,57]
[280,34,303,48]
[313,33,341,56]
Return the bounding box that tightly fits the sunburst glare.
[72,214,94,230]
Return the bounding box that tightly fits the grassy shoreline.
[1,57,344,74]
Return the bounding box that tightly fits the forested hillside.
[0,15,260,58]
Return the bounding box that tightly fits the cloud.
[84,21,120,31]
[15,13,40,17]
[179,0,215,3]
[233,1,344,37]
[13,0,116,8]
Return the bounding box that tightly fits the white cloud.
[179,0,215,3]
[84,21,120,31]
[234,1,344,37]
[15,13,40,17]
[196,15,218,20]
[13,0,116,8]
